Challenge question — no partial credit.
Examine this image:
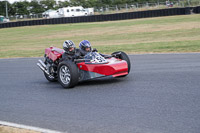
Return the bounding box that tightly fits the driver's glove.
[92,48,98,52]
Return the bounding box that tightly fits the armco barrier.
[193,6,200,13]
[0,7,195,29]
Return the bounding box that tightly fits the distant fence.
[193,6,200,13]
[0,7,198,29]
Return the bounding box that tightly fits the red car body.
[45,47,128,78]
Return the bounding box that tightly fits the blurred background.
[0,0,200,22]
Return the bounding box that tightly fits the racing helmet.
[63,40,76,55]
[79,40,91,52]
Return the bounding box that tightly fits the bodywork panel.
[77,57,128,77]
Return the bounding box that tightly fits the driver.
[79,40,112,58]
[79,40,98,56]
[62,40,82,61]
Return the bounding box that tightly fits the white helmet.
[63,40,76,54]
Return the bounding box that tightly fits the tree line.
[0,0,169,16]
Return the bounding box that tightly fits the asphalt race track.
[0,53,200,133]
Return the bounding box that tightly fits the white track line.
[0,120,64,133]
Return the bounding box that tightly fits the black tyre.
[44,72,57,82]
[43,60,57,82]
[112,51,131,75]
[58,61,79,88]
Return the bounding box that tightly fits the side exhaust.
[38,59,46,68]
[37,60,50,75]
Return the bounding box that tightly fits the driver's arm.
[72,49,84,61]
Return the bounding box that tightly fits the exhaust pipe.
[38,59,46,68]
[37,60,50,75]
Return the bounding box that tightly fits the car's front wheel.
[58,61,79,88]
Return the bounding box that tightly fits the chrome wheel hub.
[59,65,71,85]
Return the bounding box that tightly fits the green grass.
[96,40,200,53]
[0,14,200,58]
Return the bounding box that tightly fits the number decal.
[85,52,107,64]
[96,56,106,63]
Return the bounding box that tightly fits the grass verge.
[0,125,40,133]
[0,14,200,58]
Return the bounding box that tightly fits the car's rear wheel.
[58,61,79,88]
[43,60,57,82]
[44,72,57,82]
[112,51,131,76]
